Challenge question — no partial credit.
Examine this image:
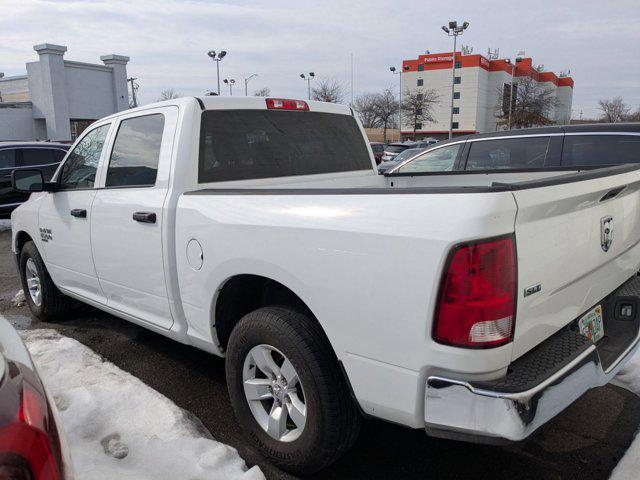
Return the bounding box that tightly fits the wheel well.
[214,274,312,351]
[15,231,33,254]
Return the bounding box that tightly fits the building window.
[417,79,424,86]
[452,107,460,114]
[418,64,424,71]
[454,76,461,84]
[415,123,422,130]
[452,122,459,129]
[417,93,424,101]
[455,61,462,69]
[453,92,460,99]
[416,108,423,115]
[70,119,96,141]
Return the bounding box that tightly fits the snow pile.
[11,289,25,307]
[0,219,10,231]
[19,328,264,480]
[611,351,640,480]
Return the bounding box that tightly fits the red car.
[369,142,385,165]
[0,317,72,479]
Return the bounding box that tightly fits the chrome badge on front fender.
[601,216,613,252]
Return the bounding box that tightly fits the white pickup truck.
[10,97,640,474]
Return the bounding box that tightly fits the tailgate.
[511,166,640,359]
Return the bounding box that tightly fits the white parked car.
[9,96,640,474]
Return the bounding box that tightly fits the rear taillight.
[0,380,63,480]
[265,98,309,111]
[433,235,516,348]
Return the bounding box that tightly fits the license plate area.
[577,305,605,343]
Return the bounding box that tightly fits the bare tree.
[372,89,399,142]
[312,79,346,104]
[253,87,271,97]
[352,93,380,128]
[157,88,181,101]
[598,97,631,123]
[494,76,558,129]
[628,107,640,122]
[401,88,439,139]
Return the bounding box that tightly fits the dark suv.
[0,142,68,218]
[387,124,640,175]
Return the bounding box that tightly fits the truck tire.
[225,306,361,475]
[19,241,70,322]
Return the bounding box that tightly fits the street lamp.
[441,21,469,139]
[390,66,403,141]
[207,50,227,96]
[244,74,258,96]
[300,72,315,100]
[223,78,236,96]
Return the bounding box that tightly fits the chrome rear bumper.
[425,277,640,443]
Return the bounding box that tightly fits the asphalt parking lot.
[1,229,639,479]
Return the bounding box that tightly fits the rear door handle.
[132,211,156,223]
[70,208,87,218]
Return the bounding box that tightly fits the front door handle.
[132,211,156,224]
[70,208,87,218]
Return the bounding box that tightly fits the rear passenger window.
[466,137,550,170]
[106,114,165,188]
[0,149,16,169]
[562,135,640,167]
[19,148,55,167]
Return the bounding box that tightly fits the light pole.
[244,74,258,96]
[300,72,315,100]
[390,66,403,141]
[207,50,227,96]
[223,78,236,96]
[441,21,469,139]
[506,59,516,130]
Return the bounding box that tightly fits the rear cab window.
[198,110,371,183]
[465,136,551,170]
[561,134,640,167]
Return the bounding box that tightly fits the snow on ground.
[610,351,640,480]
[11,289,25,307]
[19,328,264,480]
[0,219,10,231]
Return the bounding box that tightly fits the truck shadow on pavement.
[35,309,640,480]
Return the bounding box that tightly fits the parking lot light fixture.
[442,21,469,139]
[223,78,236,96]
[390,66,403,140]
[207,50,228,96]
[300,72,315,100]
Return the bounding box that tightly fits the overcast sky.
[2,0,638,119]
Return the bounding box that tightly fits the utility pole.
[244,74,258,96]
[207,50,227,95]
[442,21,469,139]
[127,77,138,108]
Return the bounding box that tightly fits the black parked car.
[0,142,68,218]
[387,123,640,175]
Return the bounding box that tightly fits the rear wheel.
[225,306,361,475]
[19,241,70,321]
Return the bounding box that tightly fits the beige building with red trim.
[401,51,573,138]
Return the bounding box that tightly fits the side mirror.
[12,169,45,193]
